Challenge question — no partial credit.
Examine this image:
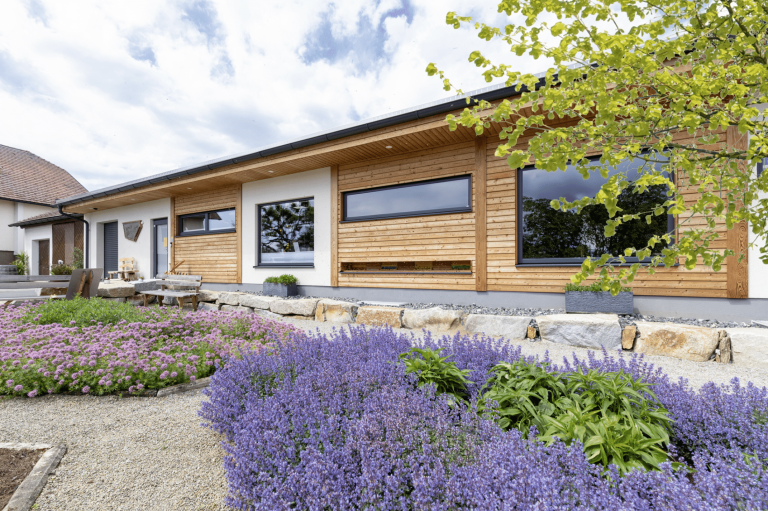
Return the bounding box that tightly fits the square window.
[258,198,314,266]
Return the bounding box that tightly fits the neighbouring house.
[52,82,767,321]
[2,144,87,274]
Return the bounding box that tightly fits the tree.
[260,201,314,255]
[427,0,768,294]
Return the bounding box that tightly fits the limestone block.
[239,294,282,310]
[537,314,622,349]
[197,289,221,303]
[622,325,637,350]
[132,280,161,293]
[163,296,177,306]
[463,314,532,339]
[198,302,221,311]
[634,322,721,362]
[356,306,403,328]
[221,305,254,314]
[253,309,285,321]
[270,298,319,316]
[127,294,156,306]
[315,299,358,323]
[97,281,135,298]
[402,307,464,331]
[726,328,768,369]
[218,292,245,306]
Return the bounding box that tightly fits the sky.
[0,0,544,193]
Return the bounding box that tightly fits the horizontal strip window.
[177,208,236,236]
[342,175,472,222]
[258,197,314,267]
[518,154,675,265]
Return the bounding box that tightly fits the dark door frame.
[152,218,168,278]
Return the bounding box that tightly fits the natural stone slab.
[197,289,220,302]
[727,328,768,369]
[253,309,284,321]
[622,325,637,350]
[132,280,161,293]
[221,305,254,314]
[198,302,221,311]
[315,299,358,323]
[239,294,282,310]
[97,281,135,298]
[218,292,245,306]
[402,307,464,331]
[537,314,622,349]
[127,294,156,306]
[463,314,532,339]
[162,296,178,306]
[527,325,537,339]
[634,322,721,362]
[156,377,211,398]
[356,306,403,328]
[270,298,319,316]
[3,443,66,511]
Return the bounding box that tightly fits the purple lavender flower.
[13,384,22,392]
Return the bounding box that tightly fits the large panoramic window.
[258,198,314,266]
[178,208,236,236]
[343,175,472,221]
[518,156,673,264]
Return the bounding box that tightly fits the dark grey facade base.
[263,282,298,297]
[200,283,768,323]
[565,291,634,315]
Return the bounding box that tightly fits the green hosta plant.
[400,347,473,403]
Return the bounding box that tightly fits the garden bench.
[0,268,103,305]
[141,274,202,310]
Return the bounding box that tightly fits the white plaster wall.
[84,198,171,279]
[749,187,768,298]
[242,167,331,286]
[0,199,14,252]
[23,224,52,275]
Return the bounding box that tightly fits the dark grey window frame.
[341,174,473,222]
[177,208,236,237]
[256,197,315,268]
[516,157,676,267]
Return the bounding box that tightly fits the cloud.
[0,0,545,192]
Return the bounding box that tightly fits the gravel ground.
[2,316,765,511]
[0,391,227,511]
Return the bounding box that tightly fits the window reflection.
[259,198,314,265]
[520,157,672,261]
[209,209,236,230]
[181,214,205,232]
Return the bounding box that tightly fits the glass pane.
[260,199,314,264]
[521,157,670,260]
[181,214,205,232]
[345,177,470,220]
[156,224,168,275]
[209,209,236,230]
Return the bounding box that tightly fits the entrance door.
[103,222,118,274]
[153,219,168,277]
[38,240,50,275]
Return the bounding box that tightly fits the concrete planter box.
[565,291,634,315]
[263,282,298,297]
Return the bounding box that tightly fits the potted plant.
[564,283,634,315]
[263,274,299,297]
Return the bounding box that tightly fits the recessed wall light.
[385,146,393,149]
[187,187,192,189]
[268,171,274,173]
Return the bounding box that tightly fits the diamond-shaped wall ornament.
[122,220,143,242]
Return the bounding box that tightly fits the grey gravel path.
[0,391,227,511]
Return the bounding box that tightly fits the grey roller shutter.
[103,222,118,273]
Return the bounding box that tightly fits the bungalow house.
[52,82,767,321]
[1,144,87,274]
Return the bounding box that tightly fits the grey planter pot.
[0,265,18,275]
[263,282,298,297]
[565,291,634,315]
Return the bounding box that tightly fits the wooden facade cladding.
[171,185,241,283]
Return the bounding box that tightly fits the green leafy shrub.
[12,251,29,276]
[264,274,298,285]
[564,282,632,293]
[479,360,672,473]
[50,264,73,275]
[400,347,473,403]
[20,296,167,327]
[72,247,84,269]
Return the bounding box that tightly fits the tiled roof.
[9,210,82,228]
[0,144,87,205]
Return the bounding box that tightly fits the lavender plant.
[200,326,768,510]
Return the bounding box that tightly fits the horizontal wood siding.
[337,142,477,290]
[485,128,731,298]
[173,185,239,283]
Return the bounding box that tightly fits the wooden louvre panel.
[172,185,240,283]
[52,222,77,265]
